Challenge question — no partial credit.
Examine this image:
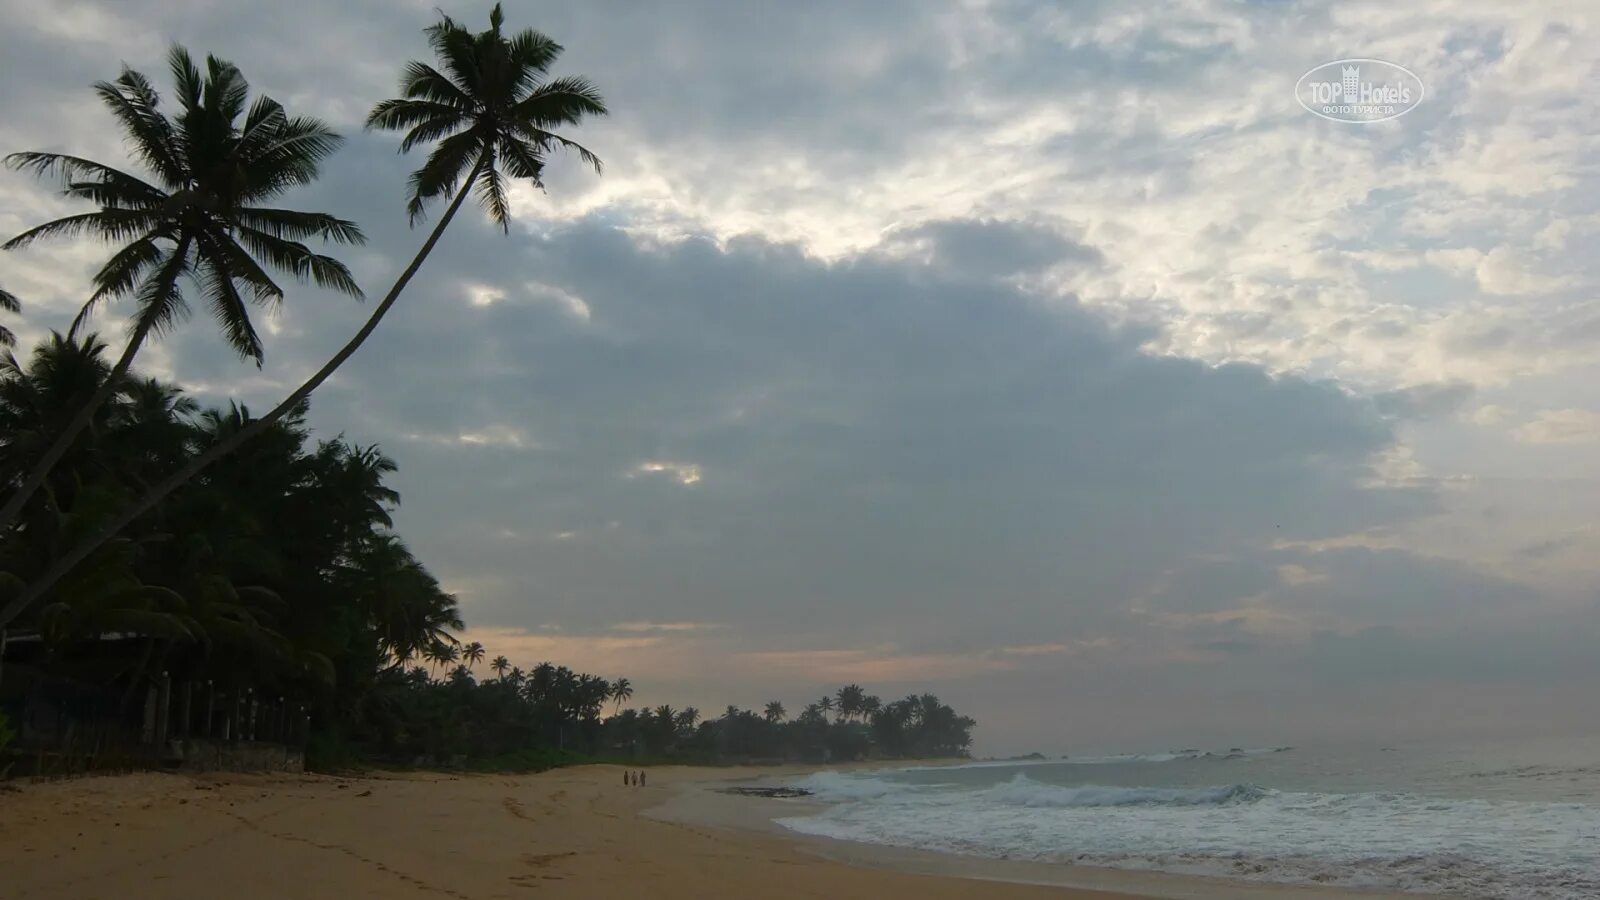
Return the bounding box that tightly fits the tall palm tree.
[610,677,633,713]
[763,701,786,724]
[461,640,485,670]
[490,654,510,679]
[0,6,607,629]
[0,46,362,537]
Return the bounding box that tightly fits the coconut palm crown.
[365,2,606,228]
[5,46,364,362]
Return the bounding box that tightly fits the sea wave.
[1067,746,1293,765]
[776,776,1600,900]
[791,771,917,801]
[984,774,1270,808]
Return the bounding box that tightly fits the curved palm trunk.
[0,159,486,630]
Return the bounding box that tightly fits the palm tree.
[836,684,865,723]
[0,7,607,630]
[490,655,510,679]
[860,694,882,720]
[610,677,633,713]
[676,707,699,733]
[0,46,362,537]
[0,287,18,347]
[461,640,485,670]
[763,701,786,723]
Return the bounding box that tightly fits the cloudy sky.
[2,0,1598,754]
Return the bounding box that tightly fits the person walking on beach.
[639,770,646,788]
[623,770,630,786]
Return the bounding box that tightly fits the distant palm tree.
[836,684,865,723]
[0,6,607,628]
[860,694,882,720]
[817,696,834,716]
[763,701,786,723]
[676,707,699,732]
[610,677,633,713]
[0,46,362,540]
[490,655,510,679]
[461,640,485,670]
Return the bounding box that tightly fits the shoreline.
[644,768,1433,900]
[0,764,1431,899]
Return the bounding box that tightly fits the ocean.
[772,736,1600,899]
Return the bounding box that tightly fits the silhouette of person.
[623,769,630,786]
[639,770,646,788]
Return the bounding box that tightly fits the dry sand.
[0,765,1425,899]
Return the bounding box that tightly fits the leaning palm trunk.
[0,161,482,630]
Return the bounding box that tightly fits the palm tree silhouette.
[763,701,786,723]
[835,684,865,723]
[610,677,633,713]
[461,640,486,670]
[0,46,362,539]
[490,655,510,680]
[0,6,607,629]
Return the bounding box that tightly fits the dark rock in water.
[717,786,814,799]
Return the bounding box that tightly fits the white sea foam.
[983,777,1270,808]
[792,771,918,800]
[776,771,1600,899]
[898,746,1292,773]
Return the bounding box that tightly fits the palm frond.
[394,61,475,110]
[0,286,18,315]
[234,208,364,244]
[196,249,266,363]
[405,130,485,222]
[474,148,512,229]
[79,235,167,332]
[236,117,344,202]
[202,53,251,125]
[3,209,164,251]
[368,100,471,153]
[499,137,545,185]
[94,68,186,187]
[431,17,484,101]
[507,29,563,82]
[4,152,166,206]
[130,239,195,339]
[197,231,284,303]
[234,226,363,298]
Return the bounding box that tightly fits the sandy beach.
[0,764,1435,899]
